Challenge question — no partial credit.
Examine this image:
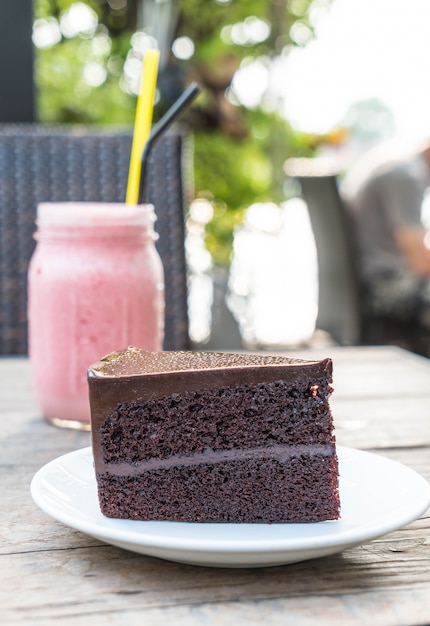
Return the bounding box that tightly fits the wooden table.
[1,346,430,625]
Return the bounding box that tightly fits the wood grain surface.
[1,346,430,625]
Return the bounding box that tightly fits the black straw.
[138,82,202,204]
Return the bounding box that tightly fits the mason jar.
[28,202,164,429]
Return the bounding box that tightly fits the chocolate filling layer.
[95,442,336,475]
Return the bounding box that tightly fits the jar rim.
[36,202,156,229]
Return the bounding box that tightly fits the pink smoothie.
[28,203,164,428]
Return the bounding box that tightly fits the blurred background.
[2,0,430,350]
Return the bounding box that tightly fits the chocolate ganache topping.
[88,346,332,430]
[88,348,332,413]
[89,346,331,377]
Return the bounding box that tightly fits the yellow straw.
[126,48,160,205]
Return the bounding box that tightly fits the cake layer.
[96,452,340,523]
[89,349,333,464]
[98,378,334,464]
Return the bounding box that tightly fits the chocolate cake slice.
[88,348,340,523]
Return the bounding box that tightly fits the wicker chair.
[0,124,190,354]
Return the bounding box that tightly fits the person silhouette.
[341,138,430,329]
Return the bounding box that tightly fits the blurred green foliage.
[33,0,330,265]
[193,113,315,265]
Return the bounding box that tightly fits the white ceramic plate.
[31,446,430,568]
